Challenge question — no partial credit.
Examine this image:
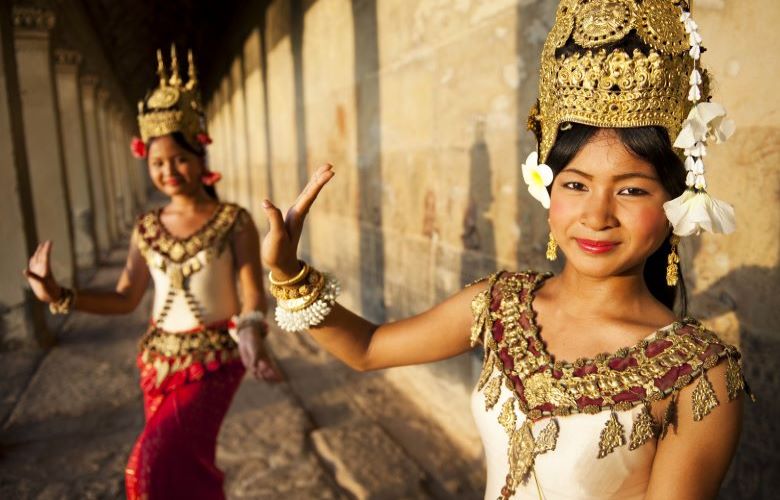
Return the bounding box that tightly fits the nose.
[580,190,618,232]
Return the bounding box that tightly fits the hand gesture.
[261,164,334,278]
[23,241,62,303]
[238,328,284,382]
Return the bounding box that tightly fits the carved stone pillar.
[0,1,51,348]
[54,48,96,268]
[13,6,76,287]
[79,74,111,255]
[95,87,120,239]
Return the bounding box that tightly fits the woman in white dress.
[258,2,751,498]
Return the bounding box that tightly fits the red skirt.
[126,323,245,499]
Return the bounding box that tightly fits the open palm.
[261,164,334,278]
[24,241,61,303]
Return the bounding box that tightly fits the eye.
[562,181,587,191]
[617,187,649,196]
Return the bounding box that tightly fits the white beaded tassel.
[275,275,341,332]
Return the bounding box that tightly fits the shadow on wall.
[290,0,310,261]
[352,0,385,323]
[686,216,780,497]
[460,119,497,286]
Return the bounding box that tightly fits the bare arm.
[307,281,484,371]
[645,361,743,500]
[262,164,483,372]
[232,210,283,381]
[25,233,150,315]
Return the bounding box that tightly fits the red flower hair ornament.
[201,170,222,186]
[130,137,147,159]
[196,133,213,145]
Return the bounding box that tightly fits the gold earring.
[666,235,681,286]
[546,232,558,261]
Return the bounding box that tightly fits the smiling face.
[147,134,206,197]
[549,129,672,279]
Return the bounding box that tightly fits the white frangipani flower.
[674,102,735,149]
[689,44,701,60]
[664,189,736,236]
[521,150,553,209]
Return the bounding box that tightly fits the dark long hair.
[546,123,688,315]
[147,132,219,200]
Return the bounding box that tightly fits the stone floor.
[0,241,484,500]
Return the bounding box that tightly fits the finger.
[30,242,45,265]
[23,270,46,283]
[262,199,287,238]
[42,241,52,270]
[286,165,335,236]
[295,164,334,214]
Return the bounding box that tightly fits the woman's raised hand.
[23,241,62,303]
[261,164,334,278]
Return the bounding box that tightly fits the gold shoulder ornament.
[470,271,754,499]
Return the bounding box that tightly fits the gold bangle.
[269,269,324,300]
[268,261,309,286]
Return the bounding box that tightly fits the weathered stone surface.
[312,422,427,500]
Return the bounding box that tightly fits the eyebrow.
[562,168,659,182]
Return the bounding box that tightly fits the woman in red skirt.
[24,46,281,499]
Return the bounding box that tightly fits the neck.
[168,190,213,211]
[552,264,655,319]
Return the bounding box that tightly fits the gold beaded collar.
[469,271,751,495]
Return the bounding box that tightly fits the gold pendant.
[498,398,517,435]
[508,420,537,484]
[484,376,502,411]
[477,352,495,392]
[629,404,658,450]
[725,356,745,401]
[691,372,719,421]
[598,412,626,458]
[507,418,559,486]
[660,394,677,439]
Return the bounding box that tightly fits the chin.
[564,254,642,280]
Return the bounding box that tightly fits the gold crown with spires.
[529,0,702,162]
[137,44,207,147]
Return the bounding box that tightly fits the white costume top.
[135,202,246,332]
[468,271,747,500]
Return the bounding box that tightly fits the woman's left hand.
[238,327,284,382]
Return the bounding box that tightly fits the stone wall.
[206,0,780,494]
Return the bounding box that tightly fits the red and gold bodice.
[469,271,751,499]
[132,202,251,394]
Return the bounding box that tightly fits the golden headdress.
[530,0,695,163]
[136,45,209,150]
[523,0,736,239]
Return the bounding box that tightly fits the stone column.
[230,56,251,210]
[79,74,111,255]
[108,107,133,227]
[54,48,96,269]
[243,27,272,221]
[13,6,76,287]
[219,77,236,202]
[95,88,119,239]
[0,1,51,348]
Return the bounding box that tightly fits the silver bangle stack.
[228,310,269,343]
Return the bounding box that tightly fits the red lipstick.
[575,238,619,254]
[165,177,182,186]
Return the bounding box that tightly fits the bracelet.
[268,261,309,286]
[228,310,269,343]
[275,274,340,332]
[270,269,325,302]
[49,287,76,315]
